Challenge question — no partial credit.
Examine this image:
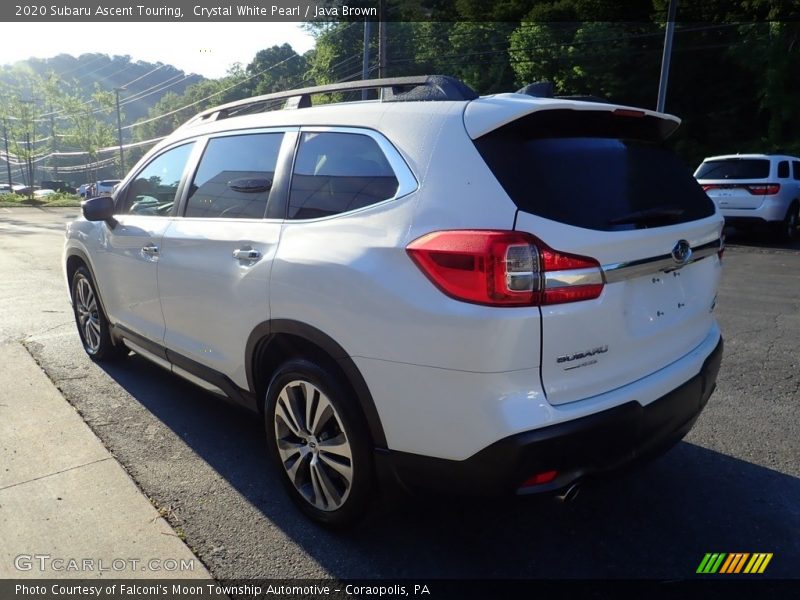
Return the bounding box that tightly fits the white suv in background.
[695,154,800,241]
[65,76,724,526]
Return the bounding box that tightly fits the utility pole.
[2,118,12,187]
[114,87,125,178]
[361,19,372,100]
[656,0,678,112]
[21,99,35,198]
[378,0,387,79]
[25,132,33,198]
[49,105,58,181]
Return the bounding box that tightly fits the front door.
[92,142,195,344]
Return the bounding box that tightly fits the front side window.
[185,133,283,219]
[288,132,399,220]
[118,143,194,216]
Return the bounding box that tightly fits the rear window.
[474,134,714,231]
[695,159,770,180]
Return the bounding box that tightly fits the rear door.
[471,106,723,405]
[157,129,296,390]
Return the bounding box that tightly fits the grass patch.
[0,193,82,208]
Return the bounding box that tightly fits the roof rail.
[181,75,478,128]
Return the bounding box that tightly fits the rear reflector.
[520,470,558,487]
[406,230,604,307]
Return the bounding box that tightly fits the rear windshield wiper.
[608,206,686,227]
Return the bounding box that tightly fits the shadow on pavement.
[93,353,800,579]
[723,226,800,252]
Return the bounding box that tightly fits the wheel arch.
[246,319,388,449]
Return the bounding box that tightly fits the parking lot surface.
[2,207,798,579]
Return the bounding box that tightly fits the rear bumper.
[378,336,723,496]
[720,201,788,224]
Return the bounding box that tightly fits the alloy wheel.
[75,276,101,353]
[273,380,354,511]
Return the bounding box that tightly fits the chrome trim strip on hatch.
[544,267,604,289]
[602,239,722,284]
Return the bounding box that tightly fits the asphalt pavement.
[0,207,211,580]
[1,207,798,581]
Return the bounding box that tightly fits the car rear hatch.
[466,96,723,405]
[695,158,773,210]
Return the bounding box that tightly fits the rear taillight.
[744,184,780,195]
[406,230,604,307]
[701,183,780,195]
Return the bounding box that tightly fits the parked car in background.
[95,179,121,196]
[695,154,800,240]
[33,188,57,199]
[64,75,724,526]
[1,183,28,195]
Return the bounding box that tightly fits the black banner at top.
[4,1,380,22]
[3,0,800,23]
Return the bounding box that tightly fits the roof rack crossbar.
[181,75,477,128]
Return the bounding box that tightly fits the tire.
[264,358,374,527]
[782,204,799,242]
[70,266,127,361]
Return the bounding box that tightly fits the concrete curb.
[0,342,212,580]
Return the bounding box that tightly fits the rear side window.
[288,132,399,220]
[777,161,790,178]
[185,133,283,219]
[475,135,714,231]
[695,159,770,180]
[793,161,800,180]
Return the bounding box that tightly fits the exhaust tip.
[555,482,581,503]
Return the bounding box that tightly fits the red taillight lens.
[520,470,558,487]
[702,184,720,192]
[406,230,603,307]
[745,184,780,195]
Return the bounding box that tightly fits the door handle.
[141,244,159,257]
[233,247,261,261]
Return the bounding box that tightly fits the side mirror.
[82,196,118,228]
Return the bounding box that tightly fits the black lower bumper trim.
[378,336,723,496]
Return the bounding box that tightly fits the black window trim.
[284,125,418,222]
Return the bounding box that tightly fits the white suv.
[64,76,724,526]
[695,153,800,241]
